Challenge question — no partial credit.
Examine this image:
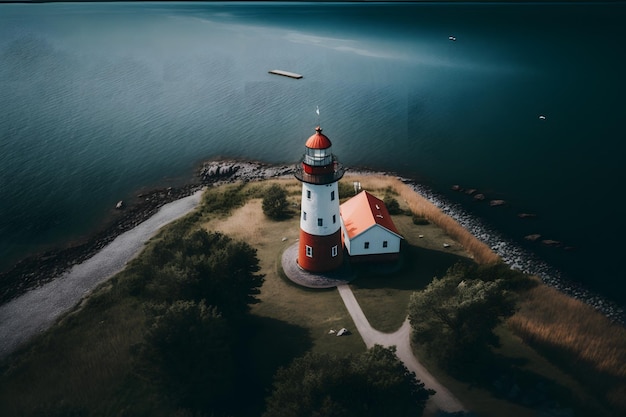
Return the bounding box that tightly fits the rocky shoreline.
[406,180,626,325]
[2,159,624,326]
[0,160,292,306]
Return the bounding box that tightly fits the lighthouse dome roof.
[305,127,332,149]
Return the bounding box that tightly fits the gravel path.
[336,284,465,416]
[0,190,203,359]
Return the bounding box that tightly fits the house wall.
[342,224,401,256]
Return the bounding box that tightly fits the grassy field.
[0,176,624,417]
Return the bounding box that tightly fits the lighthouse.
[294,126,345,272]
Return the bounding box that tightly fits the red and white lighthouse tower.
[294,126,345,272]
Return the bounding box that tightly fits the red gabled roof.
[305,126,332,149]
[340,191,402,239]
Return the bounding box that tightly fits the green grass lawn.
[0,178,617,417]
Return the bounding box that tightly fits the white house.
[340,191,403,263]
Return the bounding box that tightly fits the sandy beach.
[0,190,203,359]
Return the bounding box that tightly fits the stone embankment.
[0,160,293,305]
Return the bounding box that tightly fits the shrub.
[412,214,429,225]
[135,300,236,412]
[408,264,516,374]
[384,196,402,215]
[264,345,432,417]
[262,184,290,220]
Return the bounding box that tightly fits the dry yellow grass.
[508,285,626,378]
[508,285,626,412]
[345,174,500,264]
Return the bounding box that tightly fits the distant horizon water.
[1,2,625,310]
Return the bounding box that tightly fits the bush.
[262,184,289,220]
[129,229,264,318]
[338,180,357,199]
[408,264,516,374]
[384,196,402,215]
[135,300,236,412]
[264,345,432,417]
[412,215,430,225]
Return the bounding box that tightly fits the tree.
[408,264,516,374]
[135,300,236,412]
[262,184,290,219]
[263,345,432,417]
[133,230,264,318]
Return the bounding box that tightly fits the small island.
[0,158,625,417]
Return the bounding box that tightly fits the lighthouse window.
[332,245,338,257]
[364,242,370,249]
[306,245,313,258]
[303,211,307,221]
[333,215,336,224]
[306,190,311,199]
[383,241,388,248]
[318,218,323,226]
[331,191,335,201]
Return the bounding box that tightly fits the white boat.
[449,36,456,41]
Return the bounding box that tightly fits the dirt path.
[336,284,465,416]
[0,191,203,359]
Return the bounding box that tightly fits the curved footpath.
[336,285,465,416]
[0,190,203,359]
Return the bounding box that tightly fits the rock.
[451,184,461,191]
[542,239,561,247]
[524,234,542,242]
[115,200,124,209]
[518,213,537,219]
[328,329,336,335]
[465,188,477,195]
[490,199,506,207]
[474,193,485,201]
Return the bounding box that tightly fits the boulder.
[518,213,537,219]
[524,234,542,242]
[490,199,506,207]
[542,239,561,247]
[474,193,485,201]
[115,200,124,209]
[336,328,350,337]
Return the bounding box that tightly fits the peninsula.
[0,160,624,417]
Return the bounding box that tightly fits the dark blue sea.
[1,2,625,309]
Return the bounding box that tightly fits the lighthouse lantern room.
[294,126,345,272]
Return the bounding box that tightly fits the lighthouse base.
[297,229,343,272]
[282,243,354,288]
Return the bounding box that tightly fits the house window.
[333,214,336,224]
[383,241,388,248]
[331,191,335,201]
[318,218,323,226]
[303,211,307,221]
[306,190,311,199]
[364,242,370,249]
[306,245,313,257]
[332,245,338,257]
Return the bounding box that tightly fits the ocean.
[1,2,625,309]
